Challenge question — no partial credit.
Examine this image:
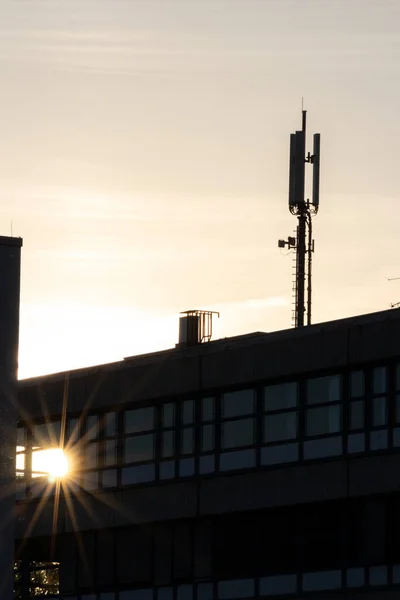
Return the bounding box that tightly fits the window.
[264,382,297,411]
[350,401,364,430]
[105,412,116,437]
[349,371,365,431]
[373,367,387,394]
[163,403,175,429]
[221,390,256,452]
[104,440,117,466]
[201,424,214,452]
[264,413,297,443]
[222,389,255,418]
[306,375,342,439]
[307,405,341,437]
[84,442,98,468]
[33,421,61,447]
[180,401,195,464]
[125,407,155,434]
[162,430,174,458]
[263,382,298,446]
[307,375,341,404]
[372,397,387,427]
[182,400,194,425]
[371,367,388,429]
[125,434,154,463]
[86,415,98,440]
[161,403,176,477]
[202,397,214,422]
[222,418,254,449]
[28,561,59,597]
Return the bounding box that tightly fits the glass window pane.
[122,464,155,486]
[372,396,387,427]
[162,430,174,458]
[222,389,255,418]
[202,397,214,422]
[306,406,341,436]
[396,393,400,423]
[373,367,387,394]
[82,471,98,490]
[163,403,175,428]
[125,407,155,434]
[86,415,98,440]
[307,375,341,405]
[102,469,117,488]
[33,422,61,447]
[182,427,194,455]
[84,442,98,469]
[264,412,297,443]
[264,382,297,411]
[124,434,154,463]
[104,440,116,466]
[222,418,254,449]
[17,427,25,446]
[201,424,215,452]
[68,418,79,444]
[105,413,116,437]
[350,401,364,430]
[182,400,194,425]
[350,371,364,398]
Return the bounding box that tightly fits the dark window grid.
[115,412,124,486]
[262,411,299,446]
[297,379,307,462]
[215,394,222,472]
[220,418,256,452]
[101,411,121,439]
[99,467,119,490]
[194,396,202,476]
[370,394,389,430]
[254,386,264,468]
[123,433,155,466]
[199,423,216,455]
[349,369,366,399]
[100,438,119,468]
[221,390,256,419]
[201,396,216,424]
[348,399,365,432]
[180,426,195,457]
[124,406,156,435]
[306,374,342,406]
[304,401,343,439]
[161,428,176,459]
[387,365,397,450]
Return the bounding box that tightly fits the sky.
[1,0,400,378]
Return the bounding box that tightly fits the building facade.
[15,307,400,600]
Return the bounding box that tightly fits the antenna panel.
[294,130,305,205]
[312,133,320,207]
[288,133,296,206]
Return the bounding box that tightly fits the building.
[14,302,400,600]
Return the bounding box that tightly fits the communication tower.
[278,110,321,327]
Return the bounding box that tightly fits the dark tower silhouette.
[0,236,23,597]
[279,111,320,327]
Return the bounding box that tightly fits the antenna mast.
[278,110,321,327]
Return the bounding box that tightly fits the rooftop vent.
[176,310,219,349]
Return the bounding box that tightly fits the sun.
[33,448,69,480]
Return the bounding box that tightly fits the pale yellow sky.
[1,0,399,378]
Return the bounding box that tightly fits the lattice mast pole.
[278,109,320,328]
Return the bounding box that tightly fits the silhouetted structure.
[14,307,400,600]
[0,236,23,599]
[279,110,320,327]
